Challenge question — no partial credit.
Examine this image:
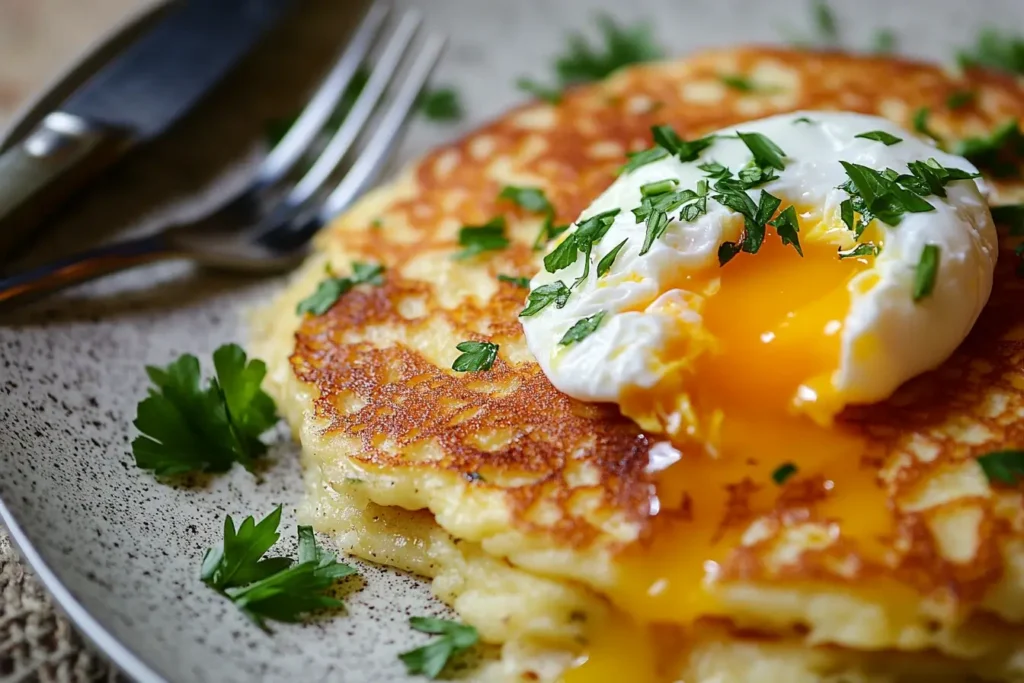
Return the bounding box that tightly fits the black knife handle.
[0,112,129,263]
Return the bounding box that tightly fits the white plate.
[2,1,1023,680]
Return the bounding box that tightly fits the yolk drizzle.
[566,229,895,682]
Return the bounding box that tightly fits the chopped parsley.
[620,146,670,174]
[398,617,479,679]
[855,130,903,146]
[455,217,509,259]
[958,29,1024,76]
[297,262,385,316]
[559,311,606,346]
[912,107,942,142]
[771,205,803,256]
[418,87,463,121]
[499,185,564,249]
[718,74,779,93]
[947,90,976,110]
[651,125,716,163]
[872,29,897,54]
[737,131,787,171]
[517,14,664,102]
[597,239,628,277]
[772,462,798,485]
[838,243,880,259]
[451,341,499,372]
[952,119,1024,178]
[839,161,936,227]
[977,450,1024,485]
[543,209,620,278]
[519,281,571,317]
[811,0,840,45]
[635,188,700,254]
[912,244,940,302]
[497,274,531,288]
[201,507,357,631]
[698,161,730,178]
[640,178,679,196]
[715,188,781,263]
[132,344,278,477]
[793,116,816,125]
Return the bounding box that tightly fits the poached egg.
[521,111,997,447]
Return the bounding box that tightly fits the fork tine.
[256,3,390,188]
[319,35,447,221]
[286,10,423,209]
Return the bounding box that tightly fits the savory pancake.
[253,47,1024,681]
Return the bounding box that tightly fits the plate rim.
[0,2,173,681]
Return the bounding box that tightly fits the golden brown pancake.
[253,47,1024,681]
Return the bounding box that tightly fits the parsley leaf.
[793,116,816,125]
[977,450,1024,485]
[132,344,278,477]
[772,462,798,485]
[812,0,839,45]
[559,311,606,346]
[840,161,936,227]
[718,241,743,266]
[597,239,628,277]
[517,15,664,102]
[720,75,756,92]
[913,244,940,302]
[958,29,1024,76]
[544,234,581,273]
[455,217,509,259]
[640,179,679,196]
[737,131,787,171]
[771,205,803,256]
[953,119,1024,177]
[947,90,976,110]
[838,243,880,259]
[418,87,463,121]
[202,508,357,631]
[520,281,571,317]
[297,262,385,316]
[855,130,903,146]
[620,146,670,174]
[499,185,562,249]
[912,107,942,143]
[452,341,499,372]
[399,617,479,680]
[497,274,531,288]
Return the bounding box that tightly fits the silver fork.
[0,6,445,310]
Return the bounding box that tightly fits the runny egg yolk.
[565,225,898,682]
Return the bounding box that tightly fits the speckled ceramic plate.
[3,1,1024,681]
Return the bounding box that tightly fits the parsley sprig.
[559,311,606,345]
[455,217,510,259]
[398,617,479,679]
[132,344,278,477]
[201,507,357,631]
[517,15,664,103]
[519,281,571,317]
[543,209,621,281]
[451,341,499,372]
[297,262,385,316]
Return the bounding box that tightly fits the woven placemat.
[0,530,118,682]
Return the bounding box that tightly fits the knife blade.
[0,0,297,262]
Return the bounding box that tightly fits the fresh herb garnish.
[543,209,620,277]
[635,188,699,254]
[855,130,903,146]
[947,90,976,110]
[958,29,1024,76]
[838,243,880,259]
[912,107,942,143]
[715,188,782,262]
[497,274,531,288]
[651,125,717,162]
[451,341,499,372]
[517,14,664,102]
[793,116,816,124]
[559,311,606,346]
[977,450,1024,485]
[418,87,463,121]
[515,78,564,104]
[952,119,1024,177]
[811,0,840,45]
[737,131,787,171]
[201,507,357,631]
[640,178,679,196]
[499,185,564,249]
[698,161,731,178]
[132,344,278,477]
[620,146,670,174]
[840,161,936,227]
[597,239,629,277]
[771,205,803,256]
[520,281,571,317]
[455,217,510,259]
[772,462,798,485]
[872,29,897,54]
[719,74,778,93]
[297,262,385,316]
[399,617,480,680]
[912,244,940,302]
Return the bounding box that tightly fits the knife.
[0,0,296,262]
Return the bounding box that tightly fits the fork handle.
[0,233,177,311]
